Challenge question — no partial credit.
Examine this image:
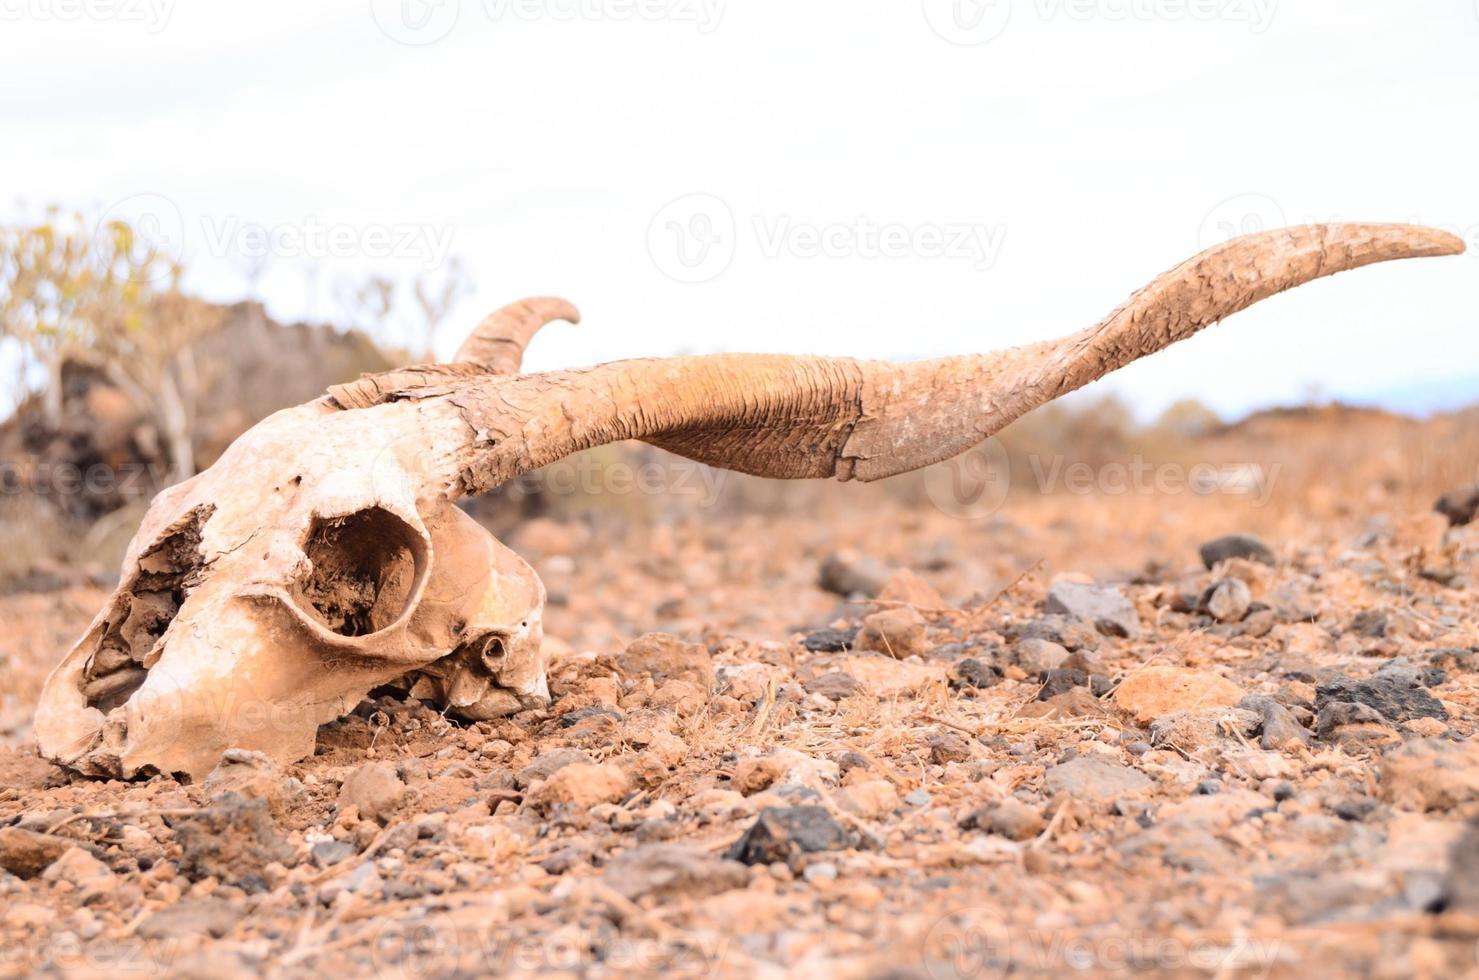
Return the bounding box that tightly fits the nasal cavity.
[298,507,425,637]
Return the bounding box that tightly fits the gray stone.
[310,840,358,869]
[1044,582,1140,639]
[1014,638,1070,673]
[1202,579,1252,623]
[137,899,246,940]
[805,671,862,701]
[926,732,972,765]
[1044,756,1151,801]
[605,845,749,902]
[965,798,1045,841]
[1239,695,1312,750]
[818,551,890,598]
[515,748,594,789]
[1012,615,1101,652]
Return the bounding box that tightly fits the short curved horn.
[455,297,581,375]
[327,297,582,410]
[417,224,1462,494]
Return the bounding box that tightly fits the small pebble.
[803,862,839,883]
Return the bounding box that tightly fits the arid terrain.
[3,404,1479,978]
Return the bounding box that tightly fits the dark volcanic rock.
[1315,701,1393,740]
[558,706,623,729]
[1436,486,1479,527]
[949,658,1002,691]
[727,806,852,867]
[1315,665,1449,725]
[802,628,857,653]
[1199,534,1275,569]
[1037,668,1090,700]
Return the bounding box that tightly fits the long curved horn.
[454,297,581,374]
[413,224,1462,494]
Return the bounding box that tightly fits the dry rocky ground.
[3,414,1479,978]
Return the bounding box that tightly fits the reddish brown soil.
[3,410,1479,978]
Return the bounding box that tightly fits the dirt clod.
[174,793,295,891]
[1113,666,1245,725]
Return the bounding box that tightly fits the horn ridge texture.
[424,223,1462,494]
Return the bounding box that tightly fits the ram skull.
[34,224,1465,779]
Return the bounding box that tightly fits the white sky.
[2,0,1476,419]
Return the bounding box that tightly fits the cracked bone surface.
[35,224,1464,779]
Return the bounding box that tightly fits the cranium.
[34,224,1464,779]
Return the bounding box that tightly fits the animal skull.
[34,225,1465,779]
[33,303,572,780]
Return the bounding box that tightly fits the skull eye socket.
[295,507,427,638]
